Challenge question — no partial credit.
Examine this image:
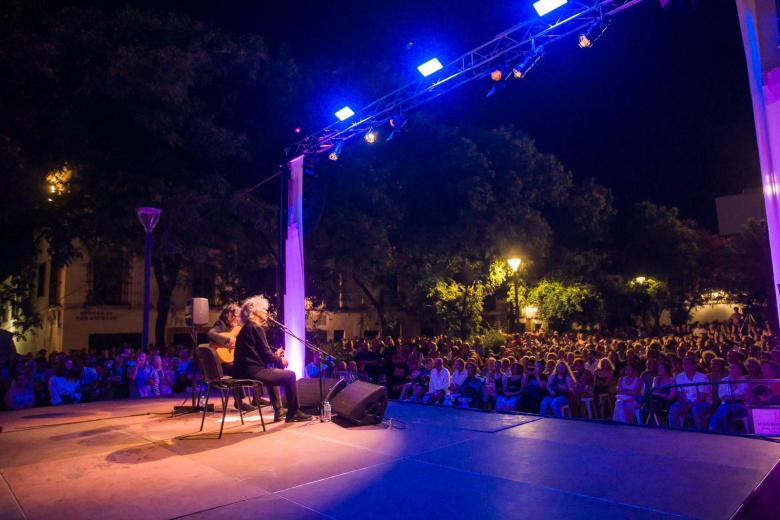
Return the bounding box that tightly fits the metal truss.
[288,0,647,157]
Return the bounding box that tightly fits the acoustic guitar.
[209,325,242,364]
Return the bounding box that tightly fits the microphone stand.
[267,317,336,422]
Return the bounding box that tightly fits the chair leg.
[199,384,211,432]
[218,388,229,439]
[255,384,266,432]
[234,387,245,425]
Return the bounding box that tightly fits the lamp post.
[507,257,522,332]
[136,207,162,350]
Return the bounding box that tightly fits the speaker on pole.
[186,298,210,327]
[330,381,388,426]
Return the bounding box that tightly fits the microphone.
[266,315,290,331]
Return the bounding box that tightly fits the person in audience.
[540,361,574,417]
[428,357,451,396]
[404,382,428,404]
[520,360,547,413]
[49,357,81,405]
[451,361,483,408]
[668,356,711,430]
[449,358,467,394]
[709,361,750,432]
[593,358,615,417]
[613,363,643,423]
[128,351,159,398]
[151,354,174,395]
[5,371,35,410]
[496,363,524,411]
[649,361,675,423]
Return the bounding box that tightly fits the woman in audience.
[612,363,643,423]
[709,361,749,432]
[520,360,547,413]
[449,358,467,394]
[593,358,615,417]
[540,361,574,417]
[496,363,524,411]
[128,351,158,398]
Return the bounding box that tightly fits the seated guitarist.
[208,303,256,412]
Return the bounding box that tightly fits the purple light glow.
[736,0,780,325]
[284,155,306,379]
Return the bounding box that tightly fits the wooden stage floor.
[1,396,779,519]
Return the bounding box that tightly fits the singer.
[233,295,312,423]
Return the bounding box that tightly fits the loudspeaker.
[186,298,210,326]
[296,378,346,411]
[331,380,388,426]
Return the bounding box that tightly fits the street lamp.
[137,207,162,349]
[507,257,522,332]
[634,276,647,285]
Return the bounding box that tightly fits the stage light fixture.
[417,57,443,77]
[533,0,568,17]
[512,53,542,79]
[490,68,504,82]
[328,141,344,161]
[364,129,378,144]
[334,106,355,121]
[578,19,610,49]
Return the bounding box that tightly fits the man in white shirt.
[428,358,451,395]
[669,356,712,430]
[709,362,750,432]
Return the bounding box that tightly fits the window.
[89,255,128,305]
[37,263,47,297]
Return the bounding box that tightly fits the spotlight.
[512,53,542,79]
[334,106,355,121]
[364,129,378,144]
[490,68,504,82]
[328,141,344,161]
[533,0,568,17]
[389,114,406,129]
[417,58,443,77]
[294,127,302,134]
[578,19,610,49]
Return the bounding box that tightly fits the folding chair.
[196,345,269,439]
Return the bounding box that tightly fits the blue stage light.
[334,106,355,121]
[533,0,568,17]
[328,141,344,161]
[417,58,444,77]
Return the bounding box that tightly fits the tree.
[427,260,509,338]
[0,4,291,344]
[718,219,775,325]
[527,280,601,330]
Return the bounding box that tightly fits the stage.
[1,397,779,520]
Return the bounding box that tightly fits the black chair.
[195,345,268,439]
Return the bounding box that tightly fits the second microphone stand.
[269,317,336,422]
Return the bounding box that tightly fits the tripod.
[172,324,214,415]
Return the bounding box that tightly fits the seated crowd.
[0,343,196,410]
[315,321,780,433]
[3,320,780,435]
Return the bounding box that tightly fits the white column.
[736,0,780,324]
[284,155,306,378]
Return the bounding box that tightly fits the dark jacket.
[234,322,280,375]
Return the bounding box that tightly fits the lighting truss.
[287,0,646,157]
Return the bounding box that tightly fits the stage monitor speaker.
[296,378,346,411]
[331,380,388,426]
[186,298,210,326]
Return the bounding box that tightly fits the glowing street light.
[634,276,647,285]
[508,257,523,273]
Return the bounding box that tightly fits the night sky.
[77,0,761,229]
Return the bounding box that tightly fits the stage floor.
[1,396,779,520]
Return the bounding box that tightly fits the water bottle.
[322,401,332,422]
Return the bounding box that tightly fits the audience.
[2,319,779,439]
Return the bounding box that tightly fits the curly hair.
[240,295,270,324]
